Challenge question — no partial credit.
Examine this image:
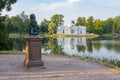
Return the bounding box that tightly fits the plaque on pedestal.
[24,35,44,68]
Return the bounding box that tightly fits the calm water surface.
[42,37,120,61]
[12,37,120,61]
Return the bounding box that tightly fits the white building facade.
[57,25,86,34]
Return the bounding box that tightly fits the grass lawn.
[40,33,99,38]
[9,33,28,38]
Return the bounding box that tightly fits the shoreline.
[50,33,99,38]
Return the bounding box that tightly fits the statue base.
[24,35,44,68]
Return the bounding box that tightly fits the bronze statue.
[29,14,39,35]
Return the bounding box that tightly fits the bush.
[0,16,13,50]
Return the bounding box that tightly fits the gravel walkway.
[0,54,120,80]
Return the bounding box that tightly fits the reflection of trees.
[86,39,93,53]
[112,44,120,53]
[44,38,120,55]
[104,44,112,50]
[41,38,49,51]
[104,43,120,53]
[76,45,85,52]
[93,42,101,51]
[48,38,65,55]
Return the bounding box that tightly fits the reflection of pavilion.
[57,37,86,49]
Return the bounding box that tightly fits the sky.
[2,0,120,25]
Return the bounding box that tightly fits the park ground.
[0,54,120,80]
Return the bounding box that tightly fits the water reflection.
[10,37,120,61]
[86,39,93,53]
[42,37,120,61]
[57,37,87,54]
[42,38,65,55]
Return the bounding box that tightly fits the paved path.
[0,54,120,80]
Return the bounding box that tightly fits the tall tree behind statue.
[0,0,17,50]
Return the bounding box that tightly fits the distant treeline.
[4,12,120,35]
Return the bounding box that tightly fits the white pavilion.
[57,24,86,34]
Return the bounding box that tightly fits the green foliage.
[75,17,86,26]
[76,17,82,26]
[93,19,103,34]
[113,16,120,33]
[0,16,13,50]
[0,16,8,41]
[39,14,120,36]
[48,21,56,34]
[40,19,49,33]
[74,15,120,35]
[0,0,17,12]
[116,23,120,33]
[51,14,64,26]
[0,0,17,50]
[105,18,114,33]
[11,16,22,33]
[71,20,75,25]
[87,16,94,33]
[5,16,14,33]
[50,14,64,34]
[5,11,30,34]
[40,14,64,34]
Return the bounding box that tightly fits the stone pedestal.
[24,35,44,68]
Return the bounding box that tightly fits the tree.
[51,14,64,26]
[76,17,82,26]
[75,17,86,26]
[10,16,20,33]
[113,16,120,33]
[87,16,94,33]
[0,0,17,50]
[71,20,75,25]
[9,11,29,34]
[0,0,17,12]
[0,16,10,50]
[18,11,29,34]
[116,23,120,33]
[50,14,64,33]
[112,24,116,33]
[48,21,56,34]
[23,18,30,32]
[4,15,14,33]
[82,17,86,26]
[40,19,49,33]
[93,19,103,34]
[105,18,114,33]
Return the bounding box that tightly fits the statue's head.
[30,14,36,20]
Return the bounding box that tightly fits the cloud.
[30,0,81,11]
[89,0,120,7]
[67,0,81,3]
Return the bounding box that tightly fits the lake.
[12,37,120,61]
